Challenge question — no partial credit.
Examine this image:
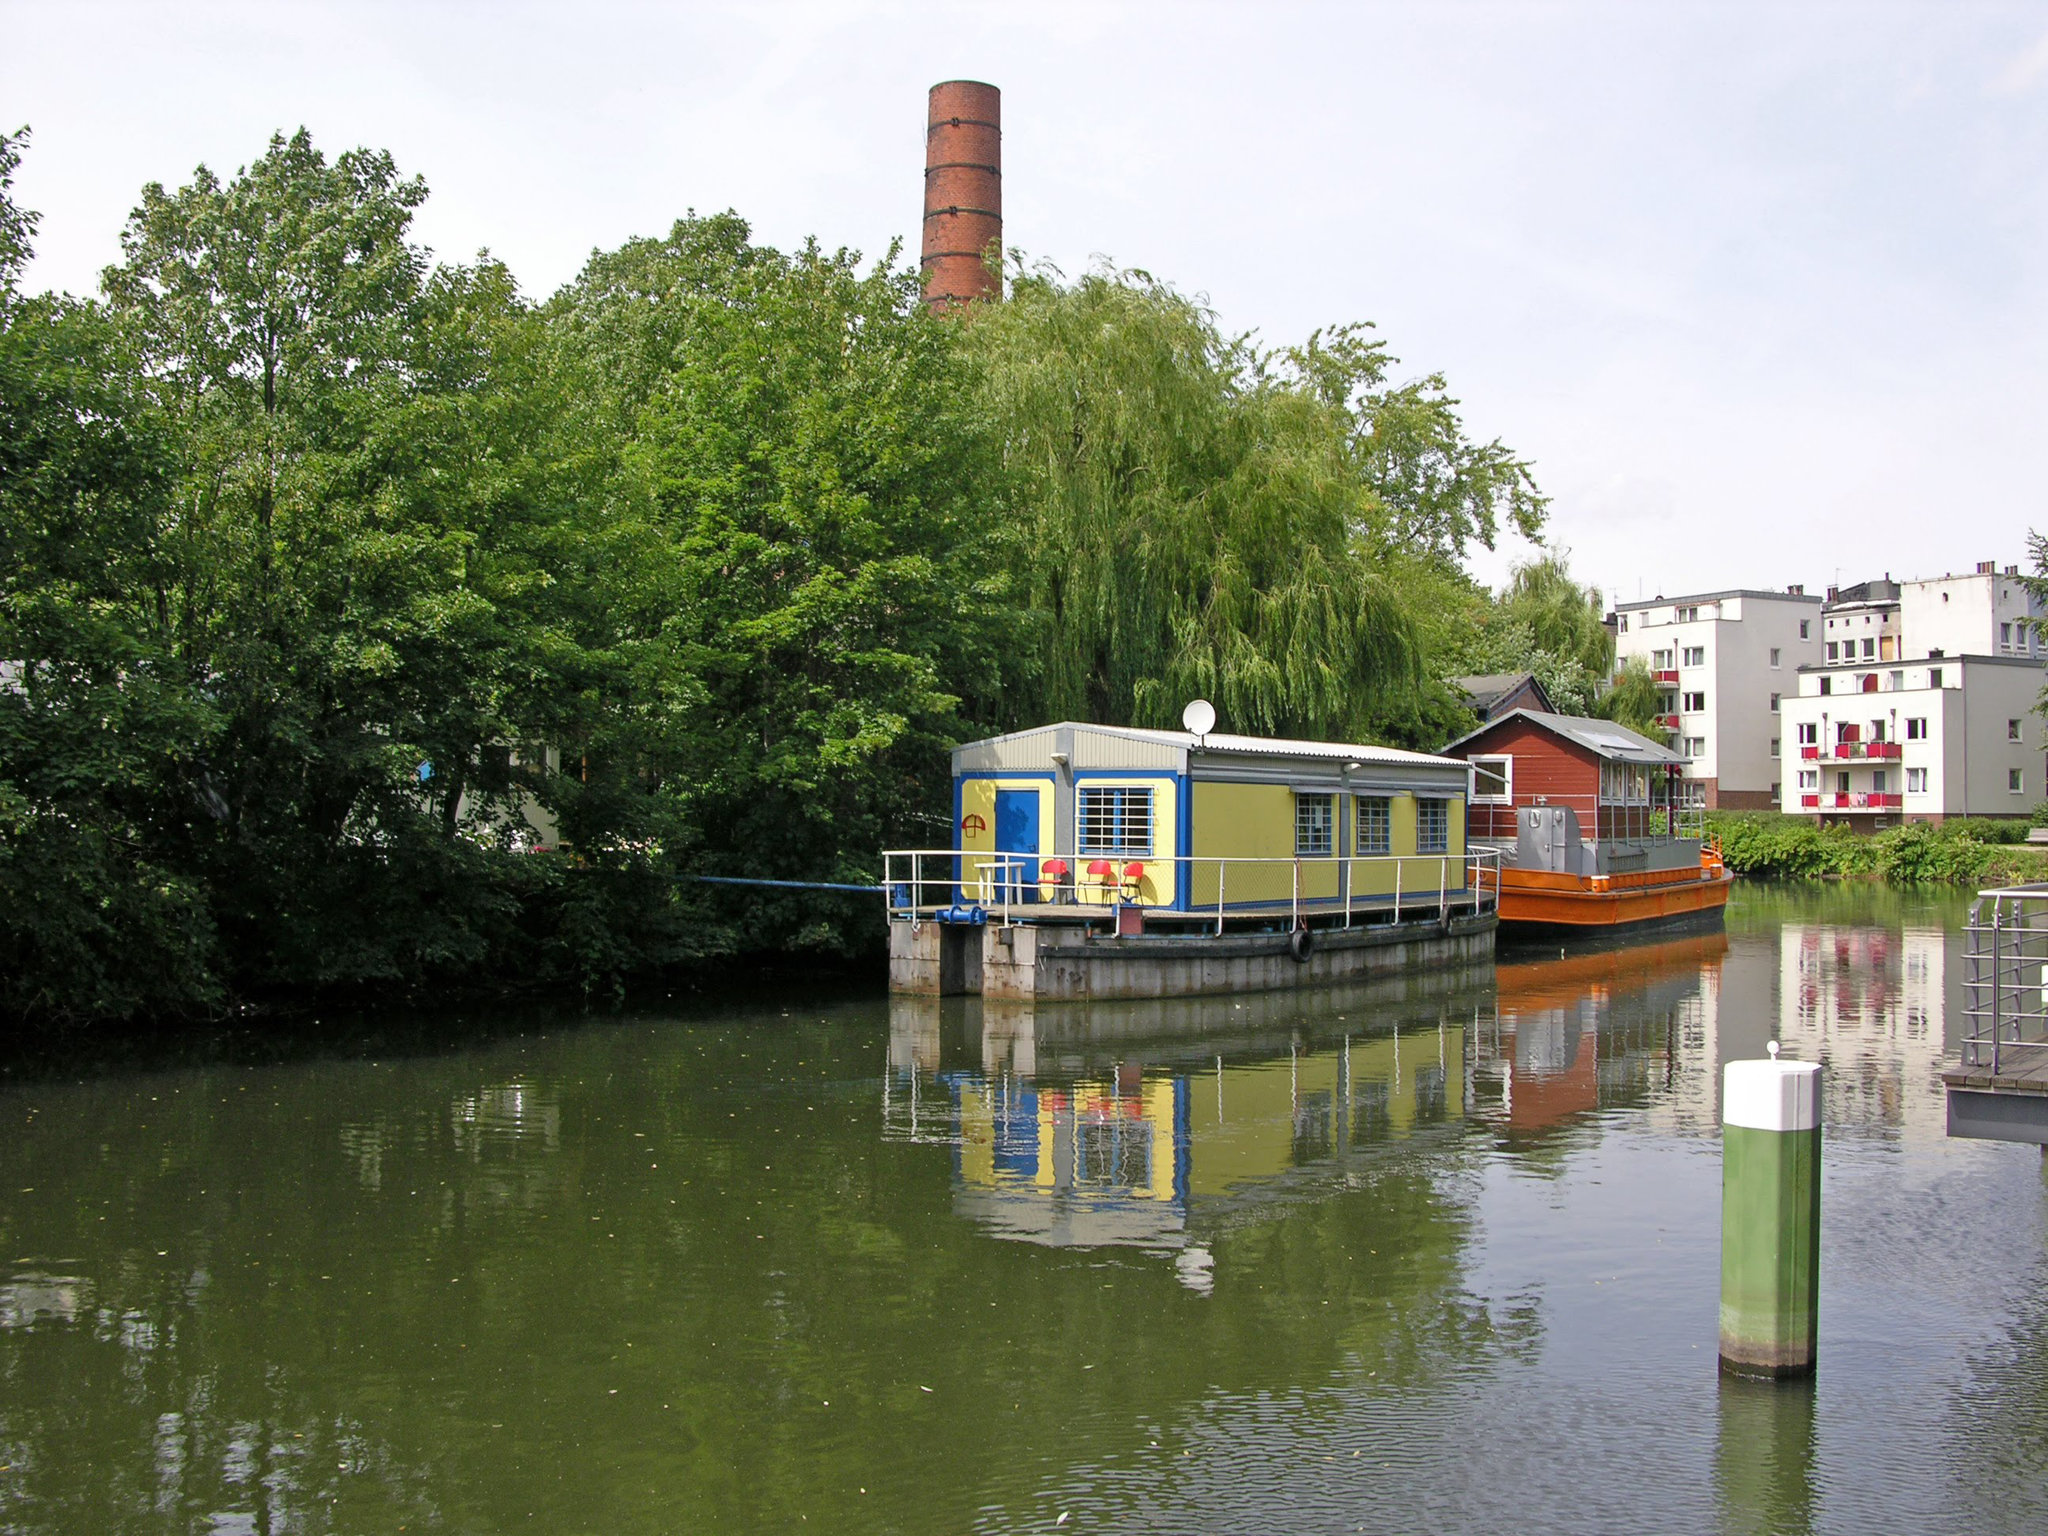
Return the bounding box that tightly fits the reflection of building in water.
[1777,923,1950,1143]
[0,1270,92,1329]
[1479,933,1729,1137]
[886,995,1465,1285]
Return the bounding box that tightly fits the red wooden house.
[1441,710,1684,845]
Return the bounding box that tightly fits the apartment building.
[1780,563,2045,825]
[1613,588,1825,809]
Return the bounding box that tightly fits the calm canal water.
[3,887,2046,1534]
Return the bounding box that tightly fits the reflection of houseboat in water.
[884,992,1467,1284]
[1476,929,1729,1134]
[1443,711,1733,938]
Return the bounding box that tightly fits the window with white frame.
[1872,770,1887,793]
[2010,718,2023,742]
[1906,717,1927,740]
[1077,785,1153,856]
[1685,736,1707,758]
[1417,798,1450,854]
[1827,642,1839,661]
[1770,738,1780,758]
[1770,647,1781,668]
[1355,795,1390,855]
[2012,768,2025,795]
[1470,756,1512,803]
[1770,692,1780,712]
[1798,722,1818,745]
[1682,646,1705,666]
[1929,667,1943,687]
[1294,793,1334,856]
[1800,620,1811,639]
[1907,767,1927,794]
[1652,647,1674,669]
[1861,637,1875,658]
[1682,691,1706,712]
[1798,769,1819,789]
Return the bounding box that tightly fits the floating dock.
[1944,884,2048,1144]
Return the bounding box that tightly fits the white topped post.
[1719,1043,1822,1378]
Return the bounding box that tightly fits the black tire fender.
[1289,925,1314,963]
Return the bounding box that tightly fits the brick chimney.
[921,81,1001,310]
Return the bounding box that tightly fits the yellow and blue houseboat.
[884,718,1499,1000]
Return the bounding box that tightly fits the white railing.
[880,848,1501,930]
[1962,885,2048,1076]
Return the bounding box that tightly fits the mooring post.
[1719,1042,1821,1379]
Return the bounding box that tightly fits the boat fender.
[1289,926,1314,963]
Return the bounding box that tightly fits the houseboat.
[884,713,1500,1000]
[1441,710,1732,938]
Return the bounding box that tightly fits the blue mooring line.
[687,875,884,894]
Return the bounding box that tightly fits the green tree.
[0,128,221,1021]
[1598,656,1667,737]
[545,217,1005,948]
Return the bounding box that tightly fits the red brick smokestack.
[921,80,1001,310]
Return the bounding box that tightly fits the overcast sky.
[5,1,2046,602]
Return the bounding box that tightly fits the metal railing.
[1961,885,2048,1075]
[880,848,1501,930]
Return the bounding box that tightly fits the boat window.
[1355,796,1391,855]
[1294,793,1334,856]
[1417,798,1451,854]
[1470,756,1512,804]
[1077,785,1152,856]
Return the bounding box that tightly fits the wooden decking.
[1943,1051,2048,1095]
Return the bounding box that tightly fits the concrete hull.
[889,912,1497,1000]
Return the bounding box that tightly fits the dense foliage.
[1710,812,2048,886]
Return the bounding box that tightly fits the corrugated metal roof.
[953,721,1465,770]
[1440,709,1682,765]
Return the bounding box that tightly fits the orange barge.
[1444,708,1732,939]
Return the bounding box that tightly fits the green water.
[3,886,2046,1534]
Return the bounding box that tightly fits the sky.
[4,1,2047,604]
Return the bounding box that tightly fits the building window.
[1770,738,1781,758]
[1800,620,1811,639]
[1838,771,1851,793]
[1685,736,1707,758]
[1861,637,1876,658]
[1355,795,1390,855]
[1652,647,1674,669]
[2012,768,2025,795]
[1770,647,1782,668]
[1682,691,1706,712]
[1618,615,1628,633]
[1819,677,1833,695]
[1600,762,1650,802]
[2002,622,2013,652]
[1683,646,1705,667]
[1770,692,1780,712]
[1771,782,1781,801]
[1294,793,1334,856]
[1470,756,1512,804]
[1826,642,1839,661]
[1872,770,1887,793]
[1417,798,1450,854]
[1907,767,1927,794]
[1890,671,1904,691]
[1929,667,1943,688]
[1906,717,1927,740]
[1797,722,1817,745]
[1799,769,1819,789]
[2010,719,2023,742]
[1078,785,1153,856]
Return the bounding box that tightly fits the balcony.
[1821,740,1902,761]
[1800,745,1820,760]
[1653,669,1680,685]
[1800,793,1820,808]
[1655,713,1679,730]
[1825,792,1902,811]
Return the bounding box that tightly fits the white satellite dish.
[1182,698,1217,738]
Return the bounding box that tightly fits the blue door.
[994,789,1041,902]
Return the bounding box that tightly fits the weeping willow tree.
[965,265,1543,741]
[1499,555,1614,680]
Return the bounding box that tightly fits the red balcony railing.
[1655,713,1679,729]
[1826,792,1902,810]
[1654,669,1679,685]
[1800,794,1820,808]
[1800,745,1820,760]
[1824,740,1901,761]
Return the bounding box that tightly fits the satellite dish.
[1182,698,1217,738]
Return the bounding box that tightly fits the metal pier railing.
[879,848,1502,930]
[1961,884,2048,1075]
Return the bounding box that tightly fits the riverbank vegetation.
[1710,813,2048,887]
[0,127,1929,1025]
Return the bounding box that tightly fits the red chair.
[1039,859,1071,902]
[1121,862,1146,901]
[1085,858,1118,901]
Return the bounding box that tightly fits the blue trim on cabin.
[1175,770,1192,912]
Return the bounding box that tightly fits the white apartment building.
[1613,588,1825,809]
[1780,564,2045,825]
